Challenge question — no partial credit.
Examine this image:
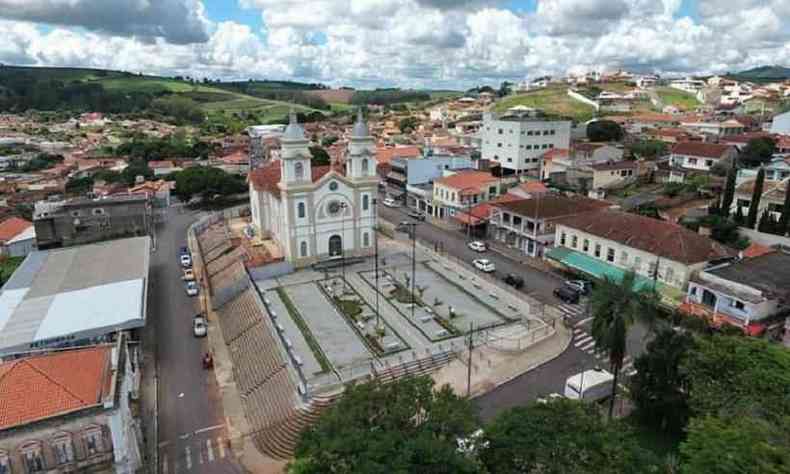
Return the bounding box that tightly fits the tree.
[308,146,331,166]
[681,415,790,474]
[586,120,624,142]
[65,176,94,194]
[746,167,765,228]
[121,159,153,185]
[479,399,657,474]
[398,116,419,133]
[777,178,790,235]
[630,329,694,435]
[290,376,480,474]
[629,139,667,159]
[590,270,656,419]
[739,137,776,167]
[719,163,737,218]
[173,166,246,202]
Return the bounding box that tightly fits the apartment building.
[480,110,571,174]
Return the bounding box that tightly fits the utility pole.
[340,202,348,294]
[374,198,380,332]
[466,322,474,397]
[411,222,417,321]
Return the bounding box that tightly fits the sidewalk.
[138,320,158,474]
[432,322,572,399]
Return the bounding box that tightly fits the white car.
[473,258,495,273]
[183,268,195,281]
[185,281,199,296]
[382,197,400,208]
[180,254,192,268]
[468,241,487,252]
[193,315,207,337]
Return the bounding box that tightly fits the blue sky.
[0,0,786,88]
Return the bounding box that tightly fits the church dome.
[283,109,305,140]
[352,108,370,138]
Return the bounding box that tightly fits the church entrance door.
[328,235,343,257]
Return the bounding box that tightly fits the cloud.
[537,0,630,36]
[0,0,211,44]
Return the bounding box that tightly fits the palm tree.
[590,270,657,420]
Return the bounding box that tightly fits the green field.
[495,85,595,122]
[656,87,700,111]
[428,90,463,100]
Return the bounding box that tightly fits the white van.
[563,368,614,402]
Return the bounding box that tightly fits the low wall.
[738,227,790,247]
[566,89,600,111]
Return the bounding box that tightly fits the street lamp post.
[373,197,381,333]
[340,202,348,294]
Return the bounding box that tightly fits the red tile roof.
[671,142,734,159]
[375,146,421,165]
[434,171,498,192]
[742,243,775,259]
[248,160,342,198]
[556,210,735,264]
[0,217,32,242]
[0,346,113,430]
[495,194,610,220]
[148,160,175,169]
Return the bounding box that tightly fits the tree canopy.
[398,116,420,133]
[629,139,667,159]
[309,146,331,166]
[479,399,658,474]
[290,376,480,474]
[173,166,246,202]
[586,120,624,142]
[739,137,776,167]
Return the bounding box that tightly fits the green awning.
[545,246,668,294]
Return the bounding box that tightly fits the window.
[488,186,497,196]
[363,232,370,247]
[0,452,9,474]
[52,434,75,465]
[497,143,503,148]
[329,181,338,191]
[606,248,615,262]
[513,216,522,227]
[70,210,81,218]
[362,194,369,211]
[737,199,750,208]
[543,130,549,135]
[526,145,532,150]
[549,144,554,148]
[730,299,745,311]
[633,256,641,271]
[297,202,305,218]
[705,160,713,168]
[503,213,511,224]
[507,158,513,163]
[362,159,369,174]
[664,266,675,284]
[92,208,105,216]
[83,427,104,456]
[560,232,566,245]
[594,243,601,257]
[582,239,589,252]
[21,443,44,473]
[527,130,534,136]
[542,144,549,149]
[300,241,308,257]
[498,128,503,134]
[550,130,556,135]
[295,162,304,180]
[571,235,578,248]
[688,158,697,165]
[620,251,629,265]
[689,285,697,297]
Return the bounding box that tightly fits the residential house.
[737,157,790,182]
[0,217,35,257]
[732,178,787,220]
[682,249,790,335]
[669,142,737,172]
[375,145,421,165]
[148,160,181,177]
[432,171,501,219]
[770,111,790,136]
[489,194,610,257]
[507,180,549,199]
[681,119,745,137]
[572,143,624,163]
[0,341,142,474]
[587,160,644,190]
[546,210,734,304]
[214,149,249,175]
[33,194,152,249]
[670,77,706,94]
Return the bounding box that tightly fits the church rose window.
[328,201,342,216]
[329,181,338,191]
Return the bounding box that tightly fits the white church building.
[248,110,379,267]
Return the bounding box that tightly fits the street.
[146,206,243,474]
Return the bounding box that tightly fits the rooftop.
[706,251,790,301]
[671,142,734,158]
[590,160,640,171]
[0,236,150,356]
[434,170,498,191]
[494,194,610,220]
[248,160,343,199]
[0,345,114,430]
[556,210,734,264]
[0,217,32,242]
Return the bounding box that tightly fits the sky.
[0,0,789,89]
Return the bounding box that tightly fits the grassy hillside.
[655,87,700,111]
[494,85,595,122]
[730,65,790,83]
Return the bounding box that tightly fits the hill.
[729,65,790,83]
[494,85,595,122]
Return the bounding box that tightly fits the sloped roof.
[495,194,610,220]
[0,217,32,242]
[671,142,734,158]
[248,160,342,199]
[434,171,498,191]
[0,345,113,429]
[555,210,735,264]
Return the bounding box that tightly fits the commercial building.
[385,154,473,206]
[480,110,571,174]
[0,340,142,473]
[431,171,501,219]
[33,194,152,249]
[0,236,150,357]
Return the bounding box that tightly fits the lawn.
[97,77,196,94]
[495,85,596,122]
[0,256,24,283]
[655,87,700,111]
[428,90,463,100]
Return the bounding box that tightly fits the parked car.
[468,241,487,252]
[193,315,207,337]
[503,273,524,289]
[564,279,592,296]
[179,246,190,258]
[180,254,192,268]
[407,210,426,221]
[185,281,199,296]
[183,269,195,281]
[554,285,580,304]
[382,197,400,208]
[473,258,495,273]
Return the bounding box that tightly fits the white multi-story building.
[480,111,571,173]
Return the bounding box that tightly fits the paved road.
[378,205,564,304]
[148,206,243,474]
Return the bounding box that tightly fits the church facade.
[248,110,379,267]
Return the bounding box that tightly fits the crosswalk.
[571,325,638,378]
[160,436,228,473]
[557,303,586,319]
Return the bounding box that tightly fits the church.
[248,110,379,267]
